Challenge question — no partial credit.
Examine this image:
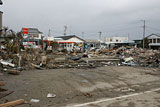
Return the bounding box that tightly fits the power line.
[147,26,160,31]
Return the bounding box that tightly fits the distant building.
[133,39,142,48]
[21,28,42,39]
[133,33,160,49]
[146,33,160,49]
[54,35,85,51]
[105,37,130,48]
[105,37,129,44]
[85,39,102,50]
[42,36,54,51]
[21,28,43,49]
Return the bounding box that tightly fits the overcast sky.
[0,0,160,40]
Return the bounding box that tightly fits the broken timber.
[0,99,24,107]
[0,82,5,86]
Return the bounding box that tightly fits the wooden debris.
[31,63,44,70]
[0,82,5,86]
[0,73,3,76]
[0,99,24,107]
[42,56,47,65]
[0,91,14,99]
[7,70,21,75]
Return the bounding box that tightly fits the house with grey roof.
[146,33,160,49]
[134,33,160,49]
[54,35,85,51]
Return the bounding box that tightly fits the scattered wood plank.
[7,70,20,75]
[0,82,5,86]
[0,99,24,107]
[0,91,14,99]
[31,63,44,70]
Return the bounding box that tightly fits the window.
[153,39,156,43]
[116,40,118,42]
[110,39,112,42]
[158,39,160,43]
[90,44,94,47]
[64,43,66,47]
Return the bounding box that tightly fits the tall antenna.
[64,26,67,36]
[128,33,130,42]
[48,29,51,37]
[98,32,102,41]
[98,32,102,48]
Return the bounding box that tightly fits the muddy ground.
[0,66,160,107]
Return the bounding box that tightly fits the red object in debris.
[23,28,28,34]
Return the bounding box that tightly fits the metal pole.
[82,32,84,39]
[64,26,67,36]
[99,32,102,48]
[142,20,146,49]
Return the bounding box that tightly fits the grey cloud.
[1,0,160,40]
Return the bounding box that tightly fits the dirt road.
[0,66,160,107]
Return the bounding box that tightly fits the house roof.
[22,28,42,34]
[146,33,160,38]
[55,35,85,41]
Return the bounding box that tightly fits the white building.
[146,34,160,49]
[21,28,42,40]
[105,37,129,44]
[54,35,85,51]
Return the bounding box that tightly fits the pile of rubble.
[1,46,160,74]
[99,47,160,67]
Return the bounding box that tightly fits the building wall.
[57,37,84,51]
[105,37,129,44]
[146,34,160,47]
[58,37,84,43]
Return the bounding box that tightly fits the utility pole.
[99,32,102,48]
[82,32,84,39]
[48,29,51,37]
[0,0,3,31]
[128,33,130,42]
[64,26,67,36]
[0,0,3,5]
[99,32,102,41]
[141,20,146,49]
